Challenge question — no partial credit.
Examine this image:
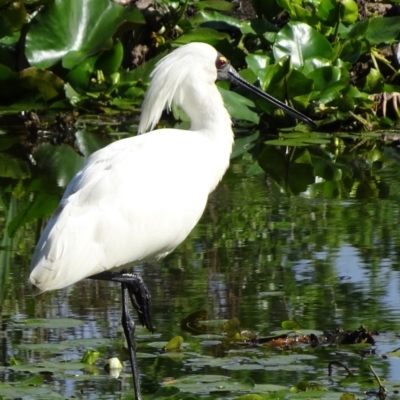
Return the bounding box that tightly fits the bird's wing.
[30,130,212,292]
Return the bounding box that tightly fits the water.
[1,131,400,398]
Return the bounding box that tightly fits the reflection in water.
[1,157,400,397]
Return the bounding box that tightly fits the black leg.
[89,271,153,400]
[121,282,141,400]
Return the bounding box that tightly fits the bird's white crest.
[138,42,225,134]
[30,42,234,293]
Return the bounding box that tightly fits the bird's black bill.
[222,67,316,129]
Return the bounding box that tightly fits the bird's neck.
[182,84,234,193]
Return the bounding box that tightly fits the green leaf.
[7,192,59,237]
[317,0,340,26]
[164,336,184,351]
[81,349,100,365]
[191,10,243,30]
[340,394,356,400]
[274,22,333,68]
[67,54,99,93]
[33,143,84,187]
[366,16,400,45]
[95,40,124,76]
[219,87,259,124]
[340,0,358,24]
[235,395,263,400]
[173,27,230,45]
[23,318,85,329]
[25,0,144,69]
[231,131,260,159]
[195,1,235,11]
[19,68,64,100]
[364,68,384,93]
[286,69,314,107]
[281,320,302,330]
[23,375,43,386]
[259,146,315,194]
[10,356,19,366]
[338,39,362,63]
[306,65,349,100]
[0,153,30,179]
[246,54,272,83]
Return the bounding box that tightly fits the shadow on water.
[1,119,400,398]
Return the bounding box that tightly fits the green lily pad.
[23,318,85,329]
[171,374,254,394]
[17,343,75,352]
[0,385,64,399]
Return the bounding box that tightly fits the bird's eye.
[216,56,228,69]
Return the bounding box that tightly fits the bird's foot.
[124,273,153,333]
[89,271,153,332]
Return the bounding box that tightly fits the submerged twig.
[328,361,354,377]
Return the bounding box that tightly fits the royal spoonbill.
[30,42,315,399]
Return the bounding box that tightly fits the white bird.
[29,42,315,399]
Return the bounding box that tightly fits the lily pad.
[171,374,254,394]
[23,318,85,329]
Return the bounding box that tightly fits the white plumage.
[29,42,314,399]
[30,43,233,292]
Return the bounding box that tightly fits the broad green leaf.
[95,40,124,76]
[262,56,291,99]
[366,16,400,45]
[7,192,59,237]
[25,0,144,69]
[33,143,84,187]
[190,10,242,30]
[75,130,112,157]
[338,39,362,63]
[341,18,369,40]
[67,54,99,93]
[19,67,64,100]
[173,27,230,45]
[274,22,333,68]
[245,54,272,83]
[286,69,314,107]
[219,87,259,124]
[317,0,339,26]
[306,65,344,96]
[195,1,235,11]
[241,18,279,40]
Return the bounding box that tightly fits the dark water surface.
[1,134,400,398]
